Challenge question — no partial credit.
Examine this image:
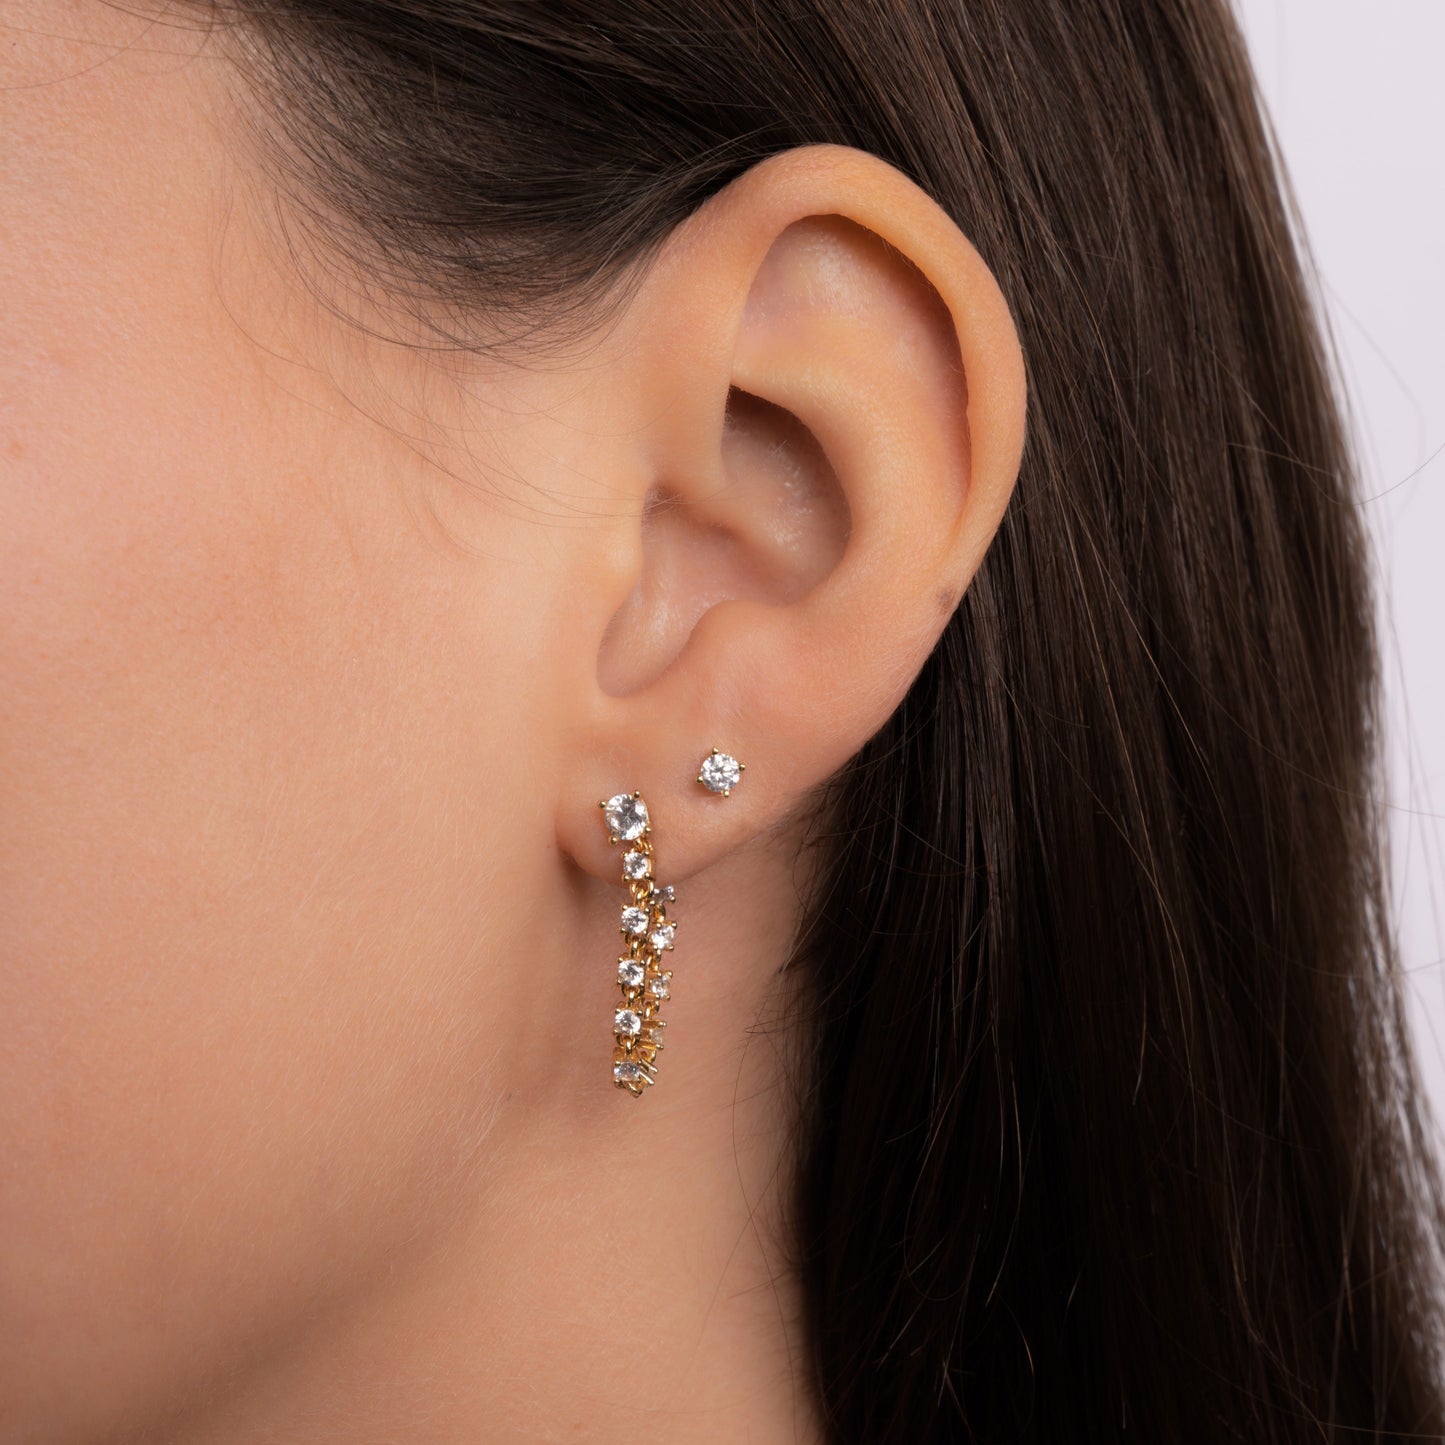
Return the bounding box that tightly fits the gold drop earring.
[600,748,745,1096]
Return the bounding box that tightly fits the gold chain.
[602,797,676,1095]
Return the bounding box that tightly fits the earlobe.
[557,142,1026,882]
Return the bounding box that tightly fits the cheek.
[0,368,520,1428]
[0,17,549,1427]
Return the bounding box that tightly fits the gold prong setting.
[697,746,744,797]
[600,789,676,1096]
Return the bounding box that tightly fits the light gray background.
[1234,2,1445,1134]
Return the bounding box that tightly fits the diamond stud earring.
[600,789,676,1096]
[697,747,744,797]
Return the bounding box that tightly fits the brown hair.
[158,1,1445,1437]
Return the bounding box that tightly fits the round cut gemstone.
[617,958,645,988]
[622,849,651,879]
[615,1008,642,1037]
[649,974,670,999]
[650,923,676,952]
[614,1060,643,1084]
[603,792,649,841]
[698,751,742,795]
[620,905,650,935]
[649,883,675,904]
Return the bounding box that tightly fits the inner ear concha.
[596,384,850,698]
[721,386,851,589]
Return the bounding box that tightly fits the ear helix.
[599,748,746,1096]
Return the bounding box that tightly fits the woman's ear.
[554,142,1027,879]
